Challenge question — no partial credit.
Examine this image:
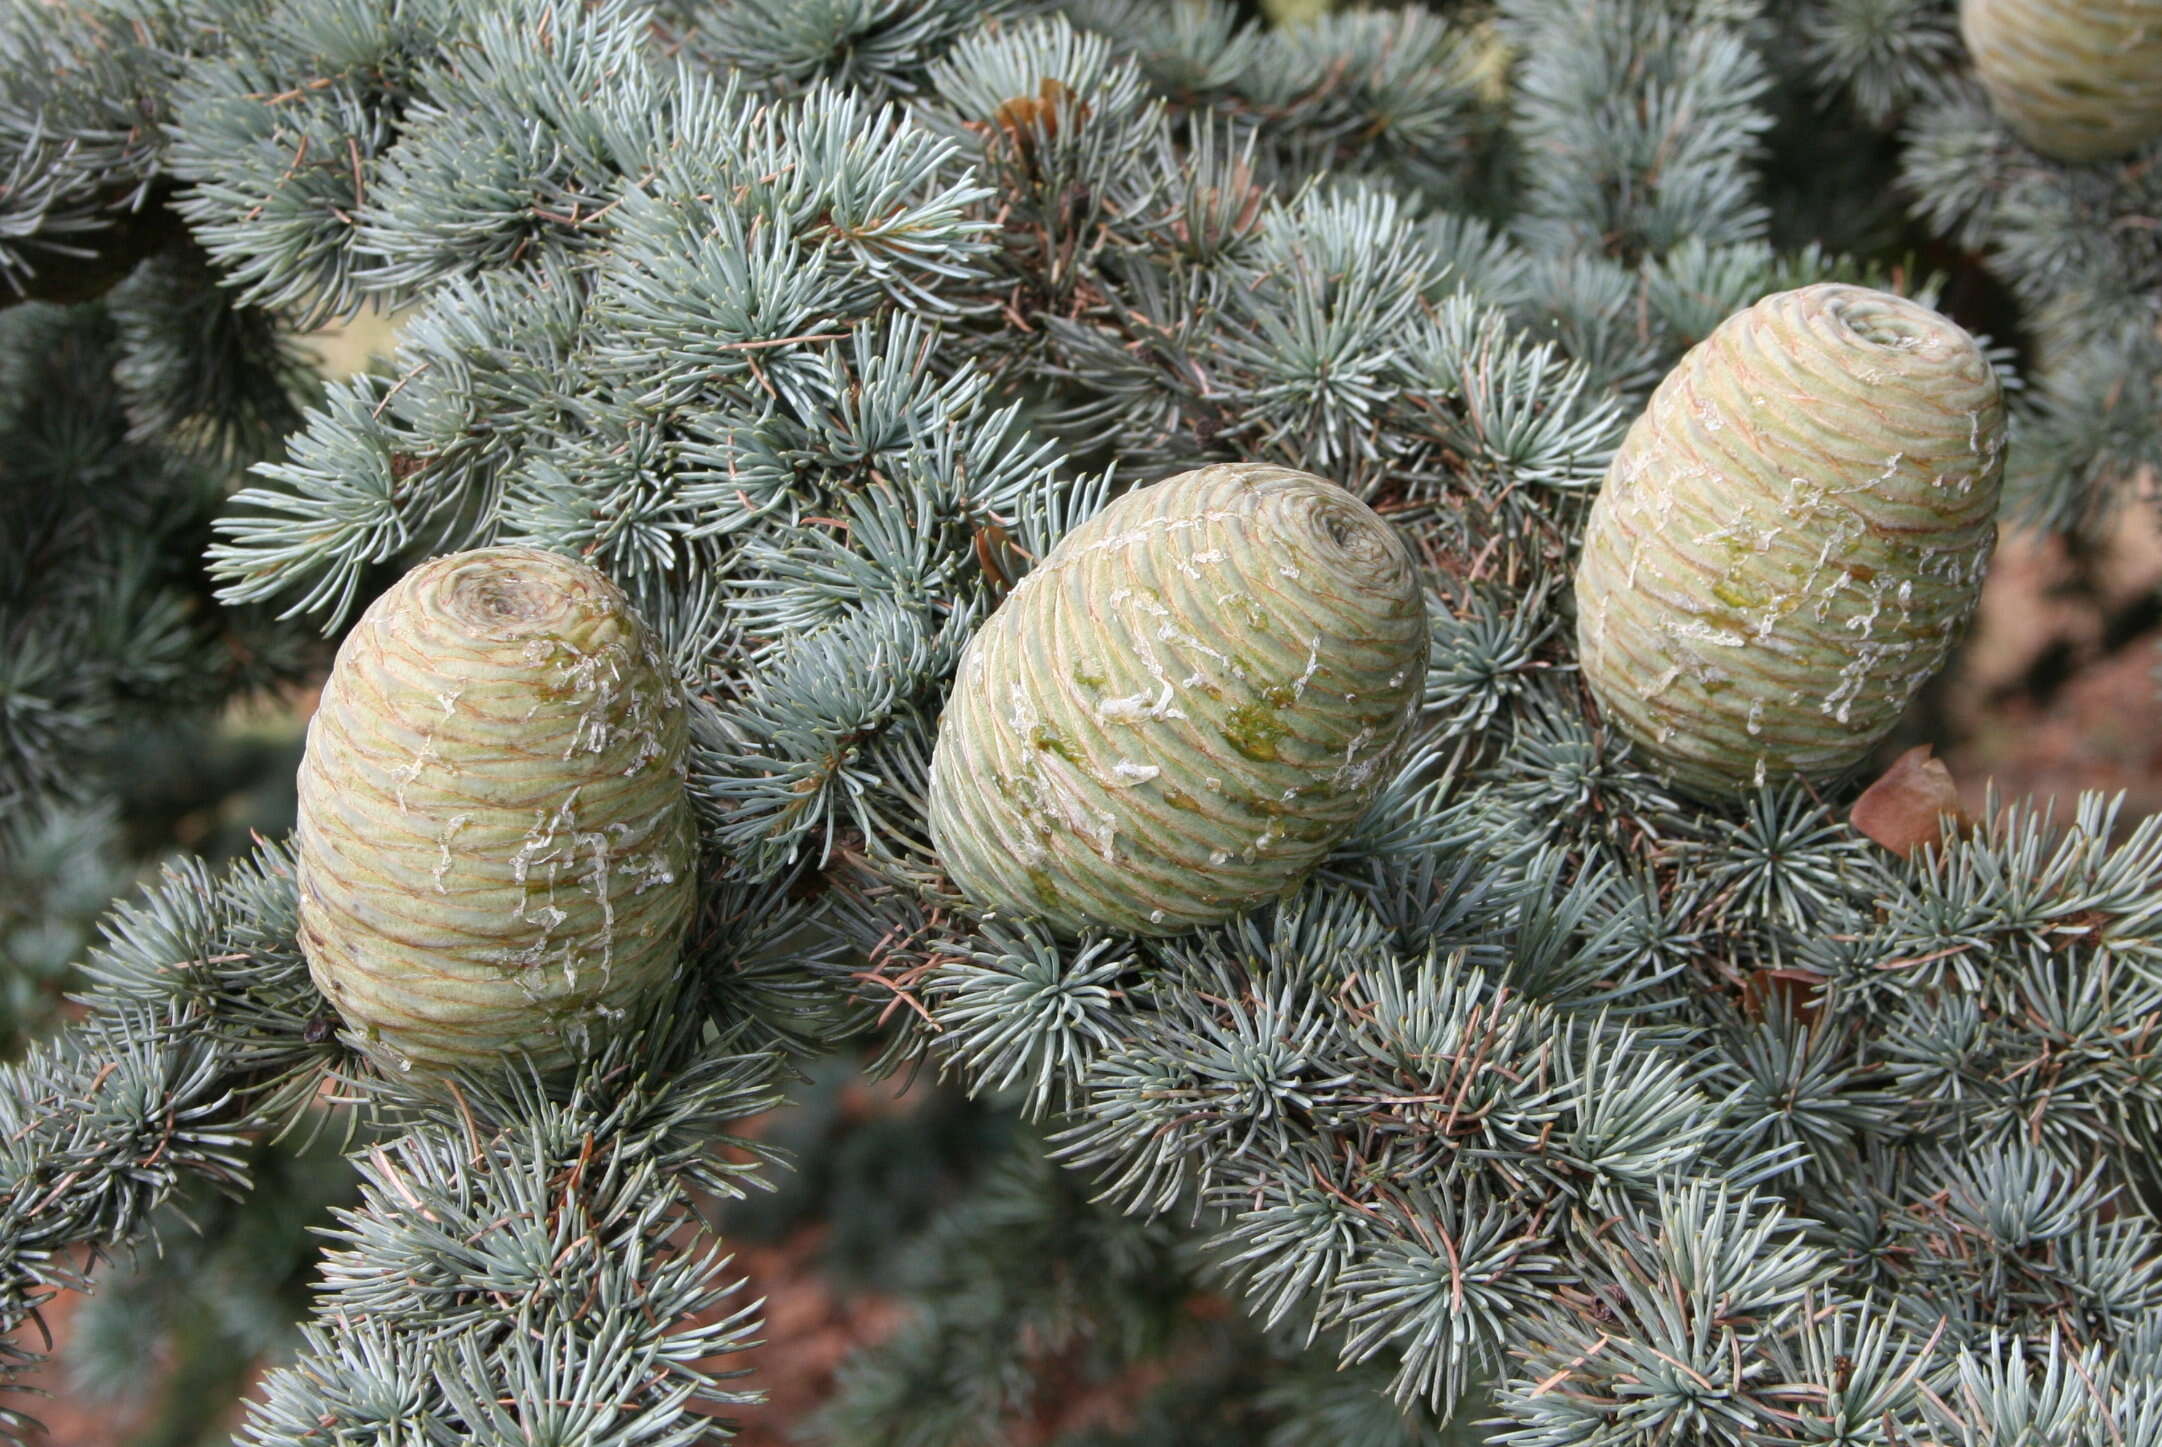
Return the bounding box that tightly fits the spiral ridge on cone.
[929,462,1428,938]
[1962,0,2162,162]
[1573,284,2006,801]
[295,546,695,1076]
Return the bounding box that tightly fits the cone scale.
[295,547,696,1076]
[1573,284,2006,801]
[929,462,1428,938]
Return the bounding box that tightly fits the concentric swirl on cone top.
[1574,284,2006,800]
[929,462,1428,937]
[295,547,695,1076]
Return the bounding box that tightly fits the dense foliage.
[4,0,2161,1442]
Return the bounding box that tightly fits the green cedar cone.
[1961,0,2162,162]
[929,462,1428,938]
[1573,284,2006,801]
[294,547,696,1076]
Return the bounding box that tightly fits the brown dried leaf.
[991,78,1089,161]
[992,93,1049,151]
[972,521,1019,594]
[1039,76,1084,124]
[1851,744,1967,858]
[1740,966,1827,1027]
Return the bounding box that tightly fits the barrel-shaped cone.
[295,547,696,1076]
[930,463,1429,937]
[1574,284,2005,800]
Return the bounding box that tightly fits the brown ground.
[8,1278,158,1447]
[724,1232,908,1447]
[1938,512,2162,823]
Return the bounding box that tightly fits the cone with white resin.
[295,547,696,1076]
[1574,284,2005,801]
[1962,0,2162,163]
[929,463,1428,937]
